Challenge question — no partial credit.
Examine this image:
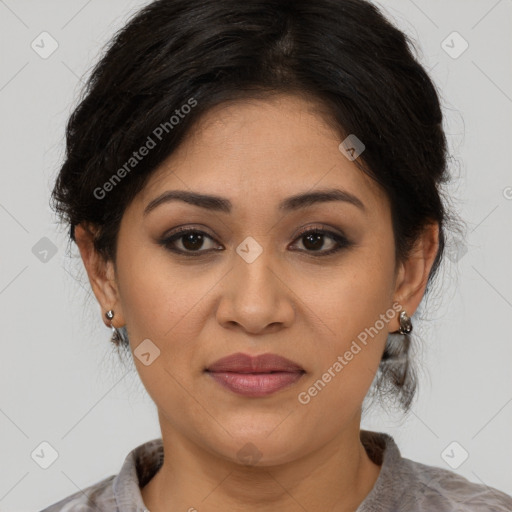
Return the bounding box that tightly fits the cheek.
[302,238,395,346]
[296,238,396,400]
[115,242,221,375]
[294,279,395,437]
[115,234,209,338]
[116,256,211,413]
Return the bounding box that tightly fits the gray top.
[39,429,512,511]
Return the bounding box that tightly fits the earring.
[105,309,122,345]
[397,309,413,335]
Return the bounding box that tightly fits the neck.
[141,416,382,512]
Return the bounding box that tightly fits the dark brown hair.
[51,0,462,413]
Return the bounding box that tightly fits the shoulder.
[38,437,163,512]
[38,474,116,511]
[360,430,512,512]
[397,456,512,511]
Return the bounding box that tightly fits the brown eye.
[290,228,352,256]
[299,231,334,251]
[159,226,352,257]
[160,228,220,254]
[180,231,207,251]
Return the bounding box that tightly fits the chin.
[208,428,306,467]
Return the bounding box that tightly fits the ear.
[74,222,125,329]
[391,221,439,331]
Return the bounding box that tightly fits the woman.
[42,0,512,510]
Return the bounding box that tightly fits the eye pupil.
[182,232,204,251]
[303,232,324,251]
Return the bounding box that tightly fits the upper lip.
[206,352,305,373]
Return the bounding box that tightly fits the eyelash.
[159,225,352,258]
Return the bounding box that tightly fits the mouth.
[205,352,305,397]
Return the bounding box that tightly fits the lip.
[205,352,305,397]
[206,352,304,373]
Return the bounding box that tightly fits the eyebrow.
[143,188,366,216]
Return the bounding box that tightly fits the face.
[79,94,435,466]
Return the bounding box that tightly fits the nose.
[215,247,295,335]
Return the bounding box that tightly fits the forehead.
[137,94,387,215]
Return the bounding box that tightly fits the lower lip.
[206,371,305,397]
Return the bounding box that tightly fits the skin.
[75,94,439,512]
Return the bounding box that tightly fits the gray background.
[0,0,511,510]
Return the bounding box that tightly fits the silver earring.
[105,309,122,345]
[398,310,413,335]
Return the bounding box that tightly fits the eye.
[159,227,220,255]
[289,226,352,256]
[159,225,352,257]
